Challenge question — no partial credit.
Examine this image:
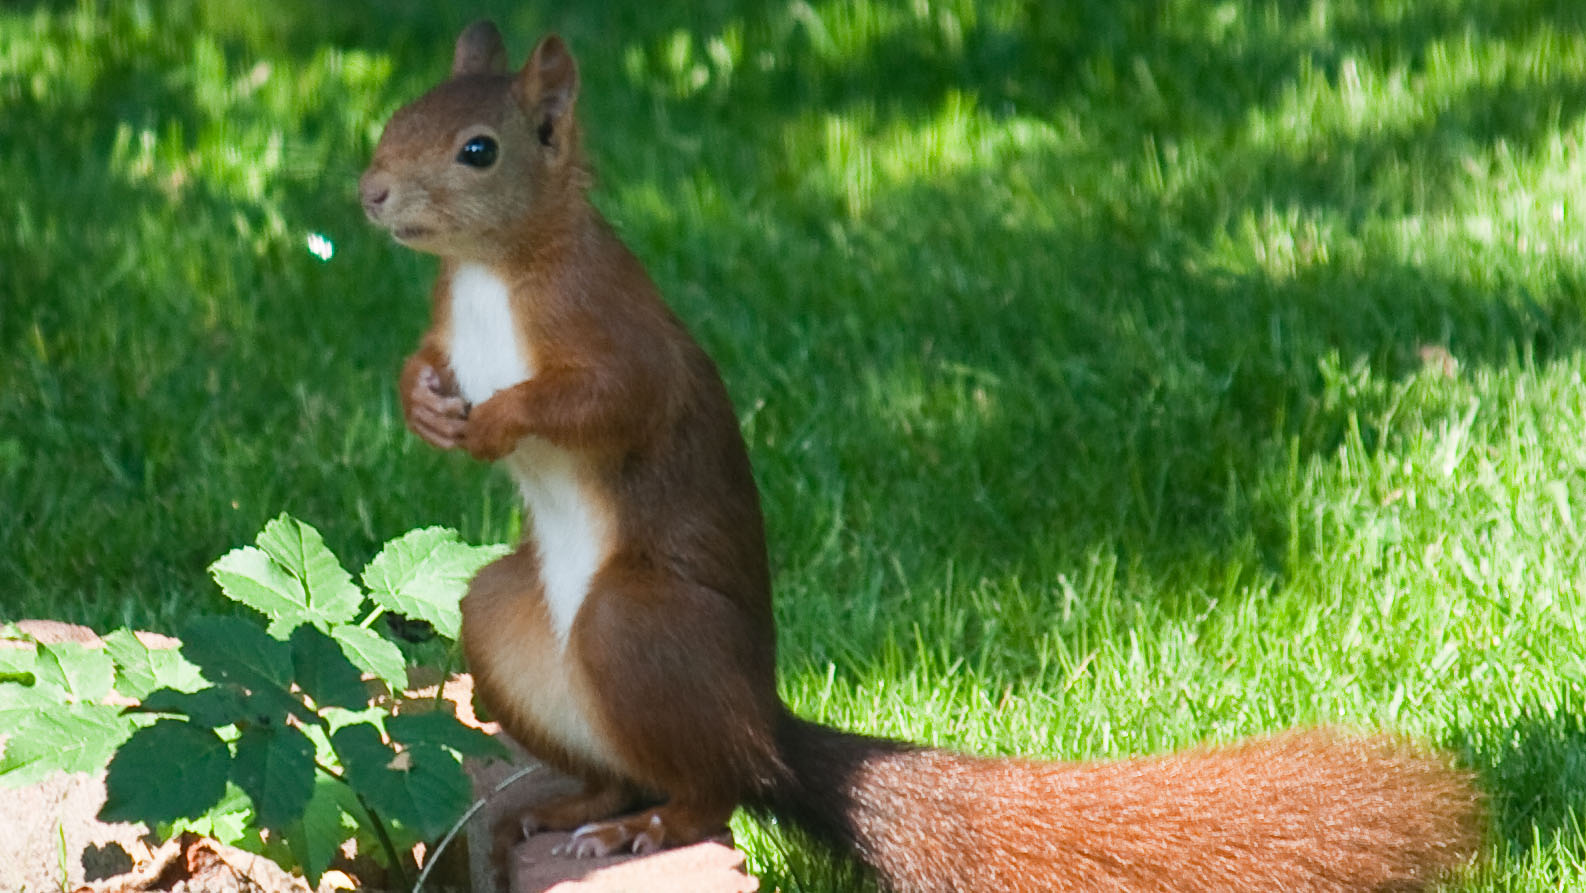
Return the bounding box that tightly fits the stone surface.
[0,620,164,891]
[512,832,758,893]
[77,832,321,893]
[4,619,178,650]
[459,738,758,892]
[0,768,156,892]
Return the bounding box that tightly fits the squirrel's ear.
[452,20,508,77]
[514,35,579,147]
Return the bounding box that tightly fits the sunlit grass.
[4,0,1586,889]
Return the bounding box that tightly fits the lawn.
[4,0,1585,889]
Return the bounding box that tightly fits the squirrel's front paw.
[462,396,524,462]
[405,365,469,449]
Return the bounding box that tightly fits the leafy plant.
[0,516,509,887]
[0,627,193,787]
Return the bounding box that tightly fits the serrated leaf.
[210,546,312,634]
[362,528,507,640]
[33,642,114,701]
[176,808,252,846]
[152,647,207,692]
[0,644,51,708]
[102,630,159,699]
[256,515,365,627]
[104,630,204,700]
[166,783,254,845]
[179,617,317,726]
[139,685,251,728]
[101,719,231,825]
[0,703,138,787]
[231,723,316,831]
[291,625,368,710]
[330,723,410,820]
[0,643,36,679]
[321,705,388,737]
[0,675,66,716]
[329,625,406,691]
[245,685,322,728]
[342,777,422,873]
[331,722,469,838]
[0,683,42,717]
[387,710,507,760]
[288,779,356,887]
[181,616,292,687]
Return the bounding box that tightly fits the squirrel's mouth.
[392,226,433,242]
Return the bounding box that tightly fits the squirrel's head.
[359,22,584,260]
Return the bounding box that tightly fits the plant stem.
[433,650,460,708]
[412,763,546,893]
[315,760,412,889]
[356,790,413,891]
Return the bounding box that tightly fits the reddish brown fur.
[766,719,1484,892]
[364,21,1487,891]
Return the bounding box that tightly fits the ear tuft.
[515,34,580,125]
[452,20,508,77]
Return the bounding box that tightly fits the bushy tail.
[757,716,1485,893]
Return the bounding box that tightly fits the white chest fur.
[504,441,611,647]
[447,263,611,647]
[448,263,532,405]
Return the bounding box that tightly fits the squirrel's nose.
[359,174,392,217]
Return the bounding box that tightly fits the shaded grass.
[4,0,1586,888]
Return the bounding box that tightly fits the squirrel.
[359,21,1486,892]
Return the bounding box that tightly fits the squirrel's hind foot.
[559,805,733,858]
[491,779,640,871]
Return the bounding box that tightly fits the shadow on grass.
[670,98,1586,586]
[1453,699,1586,872]
[5,0,1586,639]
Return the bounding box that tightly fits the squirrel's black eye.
[456,135,498,168]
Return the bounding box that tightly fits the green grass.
[4,0,1586,888]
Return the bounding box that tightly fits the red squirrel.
[360,22,1486,892]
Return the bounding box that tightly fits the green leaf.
[0,644,43,698]
[256,515,365,628]
[179,617,317,726]
[102,630,160,699]
[330,625,406,691]
[209,516,367,637]
[139,685,250,728]
[180,616,291,688]
[0,643,36,680]
[387,710,507,760]
[362,528,507,640]
[210,546,312,635]
[331,722,469,838]
[174,807,252,846]
[231,723,315,831]
[0,672,66,717]
[343,784,423,871]
[101,720,231,825]
[321,705,388,737]
[166,784,254,846]
[247,686,321,728]
[287,779,356,887]
[0,703,138,787]
[290,625,368,710]
[103,630,204,700]
[33,642,114,701]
